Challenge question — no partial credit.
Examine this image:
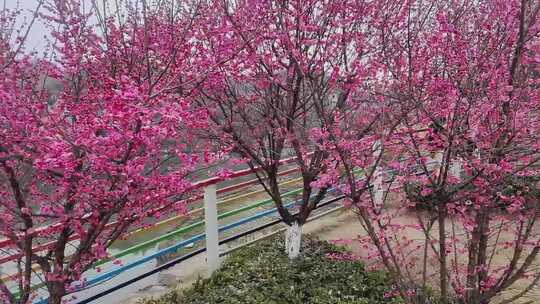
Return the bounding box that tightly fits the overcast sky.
[6,0,188,55]
[5,1,49,52]
[5,0,114,53]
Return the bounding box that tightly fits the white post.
[372,140,383,205]
[450,159,462,180]
[474,149,481,160]
[435,151,444,167]
[285,221,302,259]
[204,184,220,275]
[431,150,443,181]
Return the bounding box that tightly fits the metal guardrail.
[73,194,347,304]
[0,157,304,249]
[4,179,305,295]
[1,179,304,285]
[1,172,305,292]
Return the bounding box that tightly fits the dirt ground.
[307,209,540,304]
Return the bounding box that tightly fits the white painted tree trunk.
[285,221,302,259]
[372,140,383,205]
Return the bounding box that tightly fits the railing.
[29,165,373,303]
[1,164,305,294]
[28,184,345,304]
[73,194,348,304]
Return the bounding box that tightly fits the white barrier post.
[450,159,462,180]
[435,151,444,168]
[372,140,383,205]
[204,184,220,275]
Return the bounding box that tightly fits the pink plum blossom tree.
[196,0,386,258]
[317,1,540,303]
[0,1,208,303]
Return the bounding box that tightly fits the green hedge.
[139,235,403,304]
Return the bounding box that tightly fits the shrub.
[139,235,403,304]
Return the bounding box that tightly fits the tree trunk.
[47,281,65,304]
[438,203,449,303]
[48,291,64,304]
[285,221,302,259]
